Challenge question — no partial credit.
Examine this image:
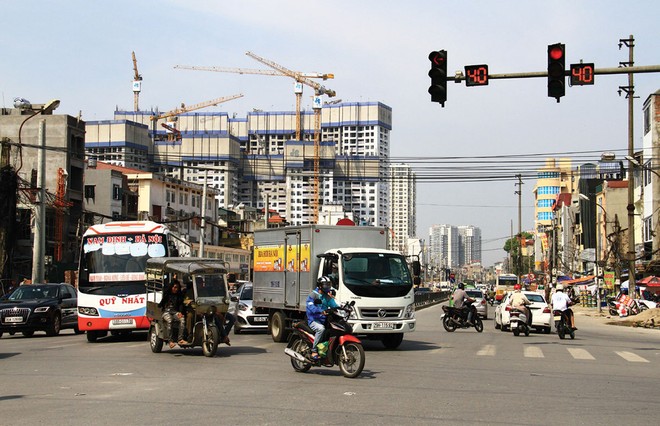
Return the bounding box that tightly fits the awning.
[561,275,595,285]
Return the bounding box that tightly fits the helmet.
[556,284,564,291]
[317,276,333,293]
[457,283,464,290]
[514,284,521,290]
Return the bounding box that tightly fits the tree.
[504,232,534,277]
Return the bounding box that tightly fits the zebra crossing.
[473,344,651,363]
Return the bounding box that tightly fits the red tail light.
[481,300,486,305]
[543,307,551,314]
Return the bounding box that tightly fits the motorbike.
[285,301,365,378]
[608,295,642,317]
[441,301,484,332]
[553,309,575,340]
[509,307,530,337]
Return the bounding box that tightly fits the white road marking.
[615,351,649,363]
[567,348,595,360]
[476,344,496,356]
[523,346,544,358]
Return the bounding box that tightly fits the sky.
[2,0,659,266]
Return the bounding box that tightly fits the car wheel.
[22,330,35,337]
[544,327,551,334]
[46,314,62,336]
[494,319,500,329]
[233,326,241,335]
[0,331,3,338]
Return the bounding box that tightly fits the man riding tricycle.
[146,258,231,357]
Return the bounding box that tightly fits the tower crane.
[53,168,72,262]
[244,52,336,223]
[150,93,244,122]
[132,51,142,111]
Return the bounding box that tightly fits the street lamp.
[579,193,606,313]
[17,99,61,283]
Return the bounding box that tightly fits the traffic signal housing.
[547,43,565,102]
[428,50,448,106]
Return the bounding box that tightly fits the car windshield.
[466,290,483,298]
[240,286,253,300]
[9,285,59,300]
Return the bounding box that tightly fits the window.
[112,184,121,200]
[84,185,95,200]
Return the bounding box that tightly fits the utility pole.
[31,119,47,283]
[620,35,637,298]
[199,169,207,257]
[516,174,523,277]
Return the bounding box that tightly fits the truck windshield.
[341,253,413,298]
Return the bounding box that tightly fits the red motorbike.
[285,301,365,378]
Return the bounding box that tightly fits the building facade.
[86,102,393,229]
[388,163,416,254]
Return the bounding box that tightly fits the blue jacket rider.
[306,276,339,360]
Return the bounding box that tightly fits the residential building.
[388,163,416,254]
[87,102,393,228]
[429,224,459,269]
[458,225,482,265]
[641,89,660,266]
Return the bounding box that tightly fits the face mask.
[322,284,332,293]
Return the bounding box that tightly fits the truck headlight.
[404,303,415,319]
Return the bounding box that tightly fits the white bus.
[77,221,172,342]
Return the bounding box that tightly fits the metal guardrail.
[414,290,450,309]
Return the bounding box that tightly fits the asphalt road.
[1,304,658,425]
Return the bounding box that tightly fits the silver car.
[228,283,268,334]
[465,289,488,319]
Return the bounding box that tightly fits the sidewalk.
[573,305,660,330]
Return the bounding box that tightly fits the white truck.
[252,225,420,349]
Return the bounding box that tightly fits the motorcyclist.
[551,284,576,330]
[452,283,475,325]
[305,276,339,360]
[508,284,532,327]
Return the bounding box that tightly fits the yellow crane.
[174,58,334,141]
[244,52,336,223]
[150,93,243,122]
[132,51,142,111]
[150,93,243,144]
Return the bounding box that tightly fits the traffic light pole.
[449,64,660,83]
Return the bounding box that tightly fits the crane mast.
[132,51,142,111]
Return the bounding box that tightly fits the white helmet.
[556,284,564,291]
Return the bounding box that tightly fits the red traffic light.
[549,45,564,60]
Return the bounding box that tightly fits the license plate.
[5,316,23,323]
[511,322,518,328]
[373,322,395,330]
[553,315,562,321]
[112,319,133,325]
[253,316,268,322]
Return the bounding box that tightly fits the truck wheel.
[270,311,288,342]
[381,333,403,349]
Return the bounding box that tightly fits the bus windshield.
[79,233,168,294]
[341,253,413,298]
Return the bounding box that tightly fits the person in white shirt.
[551,284,576,330]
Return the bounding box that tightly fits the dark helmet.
[317,276,333,293]
[457,282,464,290]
